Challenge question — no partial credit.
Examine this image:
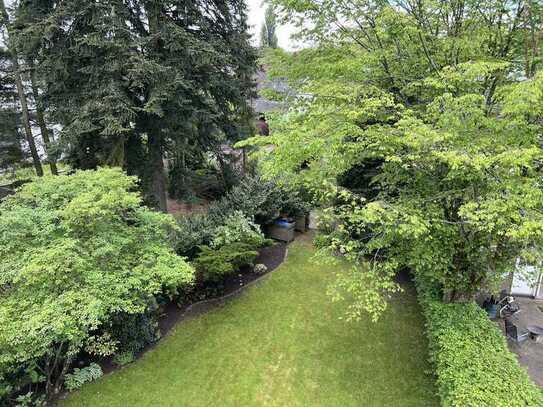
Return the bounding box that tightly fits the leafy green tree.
[270,0,541,104]
[260,5,279,49]
[257,69,543,321]
[244,1,543,320]
[0,168,194,401]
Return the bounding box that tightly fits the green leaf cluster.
[63,364,103,392]
[416,276,543,406]
[192,211,271,282]
[192,243,260,283]
[209,211,270,249]
[0,168,194,400]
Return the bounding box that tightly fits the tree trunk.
[0,0,43,177]
[13,60,42,176]
[29,62,58,175]
[125,132,145,178]
[148,131,168,212]
[143,1,167,212]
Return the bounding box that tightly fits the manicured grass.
[61,238,438,406]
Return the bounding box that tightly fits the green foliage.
[210,211,269,249]
[252,4,543,404]
[13,392,46,407]
[416,277,543,406]
[0,118,22,172]
[193,243,259,282]
[11,0,257,209]
[208,175,309,225]
[246,31,543,321]
[64,364,103,392]
[169,166,224,201]
[0,163,71,186]
[107,308,161,360]
[192,211,270,282]
[0,42,23,173]
[112,352,136,367]
[207,175,284,225]
[260,5,279,49]
[176,175,310,258]
[270,0,540,96]
[175,213,217,258]
[0,168,194,400]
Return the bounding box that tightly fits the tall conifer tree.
[13,0,257,210]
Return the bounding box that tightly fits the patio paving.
[505,297,543,387]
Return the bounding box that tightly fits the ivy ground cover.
[61,238,438,406]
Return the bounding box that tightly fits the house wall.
[536,275,543,299]
[509,269,543,299]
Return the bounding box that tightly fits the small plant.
[14,392,46,407]
[192,211,273,282]
[113,351,136,367]
[175,213,216,258]
[210,211,268,249]
[64,363,103,392]
[193,242,259,282]
[207,176,288,225]
[254,263,268,274]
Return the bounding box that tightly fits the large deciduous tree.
[247,1,543,320]
[270,0,540,104]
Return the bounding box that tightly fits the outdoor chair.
[498,292,521,319]
[504,318,529,344]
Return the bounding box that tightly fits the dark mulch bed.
[99,242,287,375]
[159,242,287,335]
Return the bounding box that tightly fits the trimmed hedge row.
[416,278,543,406]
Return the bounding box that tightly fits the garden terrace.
[506,298,543,387]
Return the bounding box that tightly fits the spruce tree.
[12,0,257,211]
[0,48,23,172]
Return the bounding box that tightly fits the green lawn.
[61,238,438,407]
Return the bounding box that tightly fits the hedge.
[416,277,543,406]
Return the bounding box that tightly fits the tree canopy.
[260,5,279,49]
[244,0,543,320]
[6,0,257,209]
[0,168,194,400]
